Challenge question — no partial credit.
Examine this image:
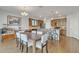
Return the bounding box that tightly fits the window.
[32,19,37,26]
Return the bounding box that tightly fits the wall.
[44,18,52,29]
[67,12,79,39]
[0,10,29,29]
[0,10,20,28]
[21,16,29,30]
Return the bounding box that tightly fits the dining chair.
[37,31,43,35]
[51,29,58,40]
[35,33,49,53]
[32,29,37,34]
[20,34,33,52]
[15,31,22,49]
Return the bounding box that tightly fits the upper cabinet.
[51,19,58,27]
[29,18,32,26]
[57,18,66,30]
[32,19,38,27]
[51,18,66,29]
[29,18,44,30]
[38,20,44,27]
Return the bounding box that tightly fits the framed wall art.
[7,15,21,26]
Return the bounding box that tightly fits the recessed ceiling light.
[40,16,42,17]
[51,18,53,20]
[56,11,59,14]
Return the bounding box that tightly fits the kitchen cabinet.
[51,18,67,36]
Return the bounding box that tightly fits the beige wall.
[0,10,29,29]
[67,12,79,39]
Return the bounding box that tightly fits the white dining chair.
[16,31,21,47]
[32,31,37,34]
[51,29,59,40]
[31,29,37,34]
[20,34,33,52]
[35,33,49,53]
[37,31,43,35]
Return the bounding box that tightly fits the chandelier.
[21,7,28,16]
[21,11,28,16]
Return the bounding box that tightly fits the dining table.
[20,32,42,53]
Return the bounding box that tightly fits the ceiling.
[0,6,79,19]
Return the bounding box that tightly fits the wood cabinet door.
[29,18,32,26]
[51,20,57,27]
[2,34,16,40]
[35,20,43,27]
